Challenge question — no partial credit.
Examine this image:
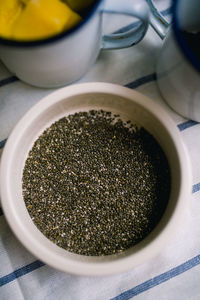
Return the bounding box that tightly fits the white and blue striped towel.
[1,1,200,299]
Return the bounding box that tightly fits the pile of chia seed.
[22,110,171,256]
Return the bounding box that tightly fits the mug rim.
[0,0,103,48]
[172,0,200,73]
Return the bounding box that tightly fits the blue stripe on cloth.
[177,120,199,131]
[192,183,200,194]
[0,260,45,287]
[0,76,18,88]
[125,73,156,89]
[111,254,200,300]
[0,138,7,149]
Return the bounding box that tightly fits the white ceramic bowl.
[0,82,192,276]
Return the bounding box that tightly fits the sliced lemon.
[0,0,23,39]
[11,0,82,40]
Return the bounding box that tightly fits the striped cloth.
[1,1,200,299]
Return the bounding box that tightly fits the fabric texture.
[1,1,200,299]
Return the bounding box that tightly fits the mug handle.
[101,0,149,50]
[146,0,170,39]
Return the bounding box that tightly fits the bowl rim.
[0,82,192,276]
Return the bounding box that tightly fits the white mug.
[0,0,149,88]
[148,0,200,121]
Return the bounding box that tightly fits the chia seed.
[22,110,171,256]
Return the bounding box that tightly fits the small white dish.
[0,82,192,276]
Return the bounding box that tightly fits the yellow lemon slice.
[0,0,23,39]
[11,0,82,40]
